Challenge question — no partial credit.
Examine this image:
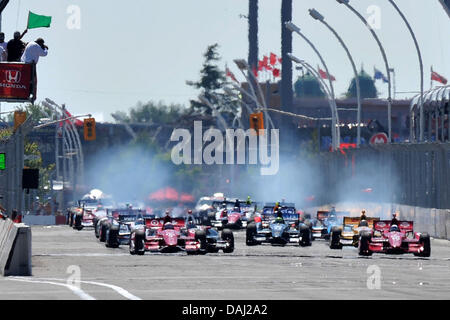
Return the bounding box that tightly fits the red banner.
[0,62,36,102]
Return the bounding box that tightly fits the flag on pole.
[431,69,448,85]
[270,53,278,66]
[272,68,280,78]
[27,11,52,29]
[59,109,84,127]
[374,67,388,83]
[225,67,238,83]
[318,68,336,81]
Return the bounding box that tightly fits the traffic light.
[13,111,27,131]
[249,112,264,135]
[84,118,96,141]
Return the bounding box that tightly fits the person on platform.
[21,38,48,64]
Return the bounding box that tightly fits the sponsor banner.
[0,62,36,102]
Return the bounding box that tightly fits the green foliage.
[5,103,57,123]
[112,101,188,125]
[187,43,239,120]
[346,69,378,99]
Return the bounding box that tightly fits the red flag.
[253,66,258,79]
[431,70,448,85]
[318,68,336,81]
[258,60,265,71]
[272,68,280,78]
[59,109,83,127]
[226,67,238,83]
[278,58,282,64]
[261,56,272,70]
[270,53,278,66]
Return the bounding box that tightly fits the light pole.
[387,0,424,142]
[309,8,362,147]
[285,21,341,149]
[336,0,392,142]
[288,53,338,147]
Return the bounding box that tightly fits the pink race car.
[358,220,430,257]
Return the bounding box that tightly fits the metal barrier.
[318,143,450,210]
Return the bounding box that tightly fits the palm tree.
[281,0,293,113]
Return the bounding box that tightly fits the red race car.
[129,217,234,255]
[358,220,430,257]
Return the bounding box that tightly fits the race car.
[328,216,379,249]
[246,204,311,246]
[209,200,250,229]
[311,211,329,240]
[358,220,431,257]
[129,217,234,255]
[98,208,154,248]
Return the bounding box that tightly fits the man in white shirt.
[21,38,48,64]
[0,33,7,61]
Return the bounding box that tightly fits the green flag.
[27,11,52,29]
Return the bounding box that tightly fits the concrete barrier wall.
[0,219,32,276]
[305,202,450,240]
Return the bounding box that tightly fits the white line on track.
[11,277,142,300]
[6,277,96,300]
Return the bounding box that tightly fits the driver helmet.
[390,224,399,232]
[164,222,174,230]
[187,209,193,215]
[392,212,398,219]
[274,217,284,224]
[361,210,366,215]
[165,210,170,216]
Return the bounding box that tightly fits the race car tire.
[221,229,234,253]
[195,229,207,253]
[99,221,108,242]
[93,217,99,237]
[105,227,119,248]
[73,214,83,231]
[329,226,342,249]
[417,233,431,257]
[246,222,258,246]
[68,212,73,227]
[299,225,311,247]
[358,232,372,256]
[130,230,145,255]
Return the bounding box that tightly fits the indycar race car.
[246,204,311,246]
[69,200,99,231]
[329,216,379,249]
[96,208,154,248]
[358,220,431,257]
[209,200,250,229]
[129,217,234,255]
[311,211,329,240]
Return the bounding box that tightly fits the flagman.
[6,30,27,62]
[21,38,48,64]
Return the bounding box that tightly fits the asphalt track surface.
[1,225,450,300]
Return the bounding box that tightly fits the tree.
[111,101,187,125]
[346,69,378,99]
[281,0,293,113]
[187,43,239,127]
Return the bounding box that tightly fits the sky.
[1,0,449,122]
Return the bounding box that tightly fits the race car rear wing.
[374,220,414,233]
[145,217,186,228]
[343,216,380,228]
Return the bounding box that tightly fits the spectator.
[11,209,18,221]
[21,38,48,64]
[0,33,7,61]
[7,30,27,62]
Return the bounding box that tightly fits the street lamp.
[285,21,341,149]
[309,8,362,147]
[387,0,424,142]
[336,0,393,142]
[288,53,339,146]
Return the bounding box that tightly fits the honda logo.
[5,70,21,83]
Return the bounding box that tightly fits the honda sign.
[0,62,36,102]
